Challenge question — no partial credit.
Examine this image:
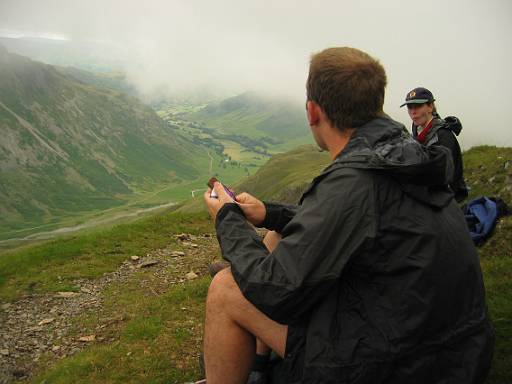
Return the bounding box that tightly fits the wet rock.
[139,260,160,268]
[78,335,95,342]
[56,292,79,298]
[176,233,191,241]
[38,318,55,326]
[12,369,27,378]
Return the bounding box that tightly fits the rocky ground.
[0,232,221,384]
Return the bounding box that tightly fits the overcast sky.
[0,0,510,148]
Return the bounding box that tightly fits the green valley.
[0,47,312,243]
[158,92,313,165]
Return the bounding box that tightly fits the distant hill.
[178,144,512,214]
[186,92,312,151]
[177,145,330,213]
[0,46,207,234]
[235,145,330,202]
[56,66,139,98]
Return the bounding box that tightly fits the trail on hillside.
[0,233,219,383]
[0,202,177,247]
[207,150,213,173]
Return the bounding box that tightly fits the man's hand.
[235,192,266,226]
[204,182,235,221]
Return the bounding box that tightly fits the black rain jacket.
[412,117,468,202]
[215,117,494,384]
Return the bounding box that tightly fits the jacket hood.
[327,116,454,208]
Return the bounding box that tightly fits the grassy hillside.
[182,92,313,156]
[176,144,331,214]
[190,92,310,141]
[463,145,512,203]
[0,48,317,241]
[234,144,331,202]
[0,46,213,237]
[0,143,510,381]
[0,211,214,383]
[56,67,138,98]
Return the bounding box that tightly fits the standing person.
[203,47,494,384]
[400,87,469,202]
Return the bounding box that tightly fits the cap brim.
[400,99,430,107]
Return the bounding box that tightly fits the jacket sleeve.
[259,202,299,233]
[437,129,467,195]
[215,169,376,324]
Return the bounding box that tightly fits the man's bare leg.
[204,268,287,384]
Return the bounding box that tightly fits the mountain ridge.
[0,46,206,233]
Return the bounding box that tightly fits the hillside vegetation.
[0,46,216,238]
[176,145,331,213]
[189,92,310,142]
[0,144,510,383]
[0,47,318,242]
[182,92,313,156]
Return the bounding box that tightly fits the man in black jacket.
[203,47,494,384]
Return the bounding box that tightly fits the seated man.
[203,47,494,384]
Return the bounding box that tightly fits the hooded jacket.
[215,117,494,384]
[412,116,468,202]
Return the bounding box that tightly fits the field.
[0,145,510,383]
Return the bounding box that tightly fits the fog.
[0,0,510,148]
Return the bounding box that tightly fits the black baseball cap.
[400,87,435,107]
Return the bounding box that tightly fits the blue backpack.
[463,196,510,245]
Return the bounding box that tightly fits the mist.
[0,0,510,148]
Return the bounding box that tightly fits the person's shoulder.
[300,166,375,212]
[436,126,457,143]
[325,164,375,180]
[428,118,455,141]
[314,166,375,197]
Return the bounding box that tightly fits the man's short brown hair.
[306,47,387,130]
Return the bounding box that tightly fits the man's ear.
[306,100,320,126]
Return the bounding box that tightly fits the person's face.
[407,103,433,127]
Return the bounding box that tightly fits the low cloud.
[0,0,510,148]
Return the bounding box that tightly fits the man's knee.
[207,268,240,310]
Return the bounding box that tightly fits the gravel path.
[0,233,218,383]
